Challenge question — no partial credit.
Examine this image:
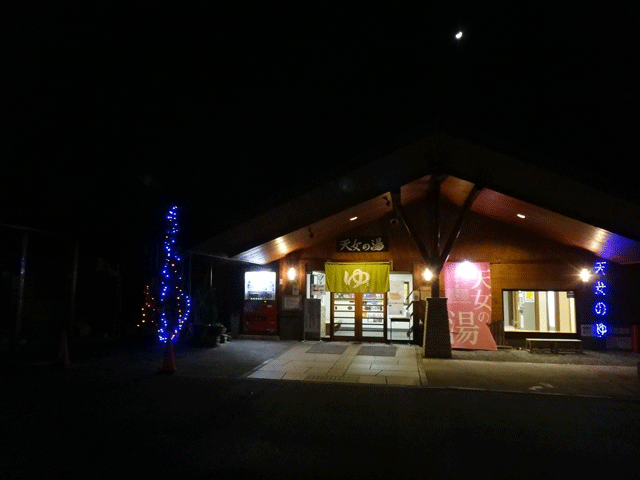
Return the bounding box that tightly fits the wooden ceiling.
[198,174,640,265]
[191,127,640,266]
[229,192,395,264]
[444,176,640,264]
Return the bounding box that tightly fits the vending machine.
[242,270,278,335]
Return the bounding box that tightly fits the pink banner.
[443,262,497,351]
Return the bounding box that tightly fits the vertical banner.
[444,262,497,351]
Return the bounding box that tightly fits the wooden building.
[190,127,640,353]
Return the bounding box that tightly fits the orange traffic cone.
[58,330,70,368]
[159,339,177,374]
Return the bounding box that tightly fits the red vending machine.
[242,270,278,335]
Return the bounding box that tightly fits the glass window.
[503,290,576,333]
[387,272,413,342]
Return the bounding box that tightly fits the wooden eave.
[191,129,640,265]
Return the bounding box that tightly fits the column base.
[423,297,452,359]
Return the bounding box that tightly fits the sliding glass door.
[331,292,387,342]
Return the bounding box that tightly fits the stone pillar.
[423,297,451,358]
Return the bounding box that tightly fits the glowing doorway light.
[456,261,478,280]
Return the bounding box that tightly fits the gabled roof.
[191,127,640,265]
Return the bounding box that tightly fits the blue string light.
[157,206,191,343]
[591,260,610,338]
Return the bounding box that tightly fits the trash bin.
[208,323,226,346]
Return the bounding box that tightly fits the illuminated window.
[503,290,576,333]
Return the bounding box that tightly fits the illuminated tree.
[139,284,158,330]
[157,206,191,343]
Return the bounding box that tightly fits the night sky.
[2,3,638,251]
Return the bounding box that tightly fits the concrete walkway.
[245,340,640,398]
[422,358,640,398]
[247,341,424,386]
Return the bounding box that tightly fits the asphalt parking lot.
[2,338,639,479]
[21,336,637,399]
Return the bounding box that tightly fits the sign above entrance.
[336,236,387,253]
[325,262,390,293]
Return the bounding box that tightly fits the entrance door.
[330,292,387,342]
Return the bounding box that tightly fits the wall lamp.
[287,267,297,282]
[423,268,433,282]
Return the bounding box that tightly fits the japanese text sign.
[325,262,390,293]
[444,262,497,351]
[591,260,610,337]
[336,237,387,252]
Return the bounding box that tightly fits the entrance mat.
[357,346,397,357]
[306,344,349,355]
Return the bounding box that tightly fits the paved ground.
[247,342,424,386]
[6,336,640,397]
[14,336,636,398]
[2,337,639,479]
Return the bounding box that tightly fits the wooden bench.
[525,338,583,354]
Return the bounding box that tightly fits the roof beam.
[391,191,432,265]
[426,175,448,297]
[437,184,482,270]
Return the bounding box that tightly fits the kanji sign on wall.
[591,260,610,338]
[336,236,387,252]
[443,262,497,351]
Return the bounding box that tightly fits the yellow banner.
[325,262,390,293]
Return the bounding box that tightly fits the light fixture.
[517,213,526,219]
[456,260,478,280]
[157,206,191,344]
[579,268,591,282]
[455,31,463,40]
[287,267,296,281]
[350,216,358,221]
[423,268,433,282]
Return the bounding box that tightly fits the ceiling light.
[350,216,358,221]
[517,214,526,219]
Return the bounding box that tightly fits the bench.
[525,338,583,354]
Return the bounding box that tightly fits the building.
[190,127,640,355]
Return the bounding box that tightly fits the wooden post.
[428,175,445,298]
[70,241,79,334]
[14,231,28,349]
[424,297,452,358]
[391,178,480,359]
